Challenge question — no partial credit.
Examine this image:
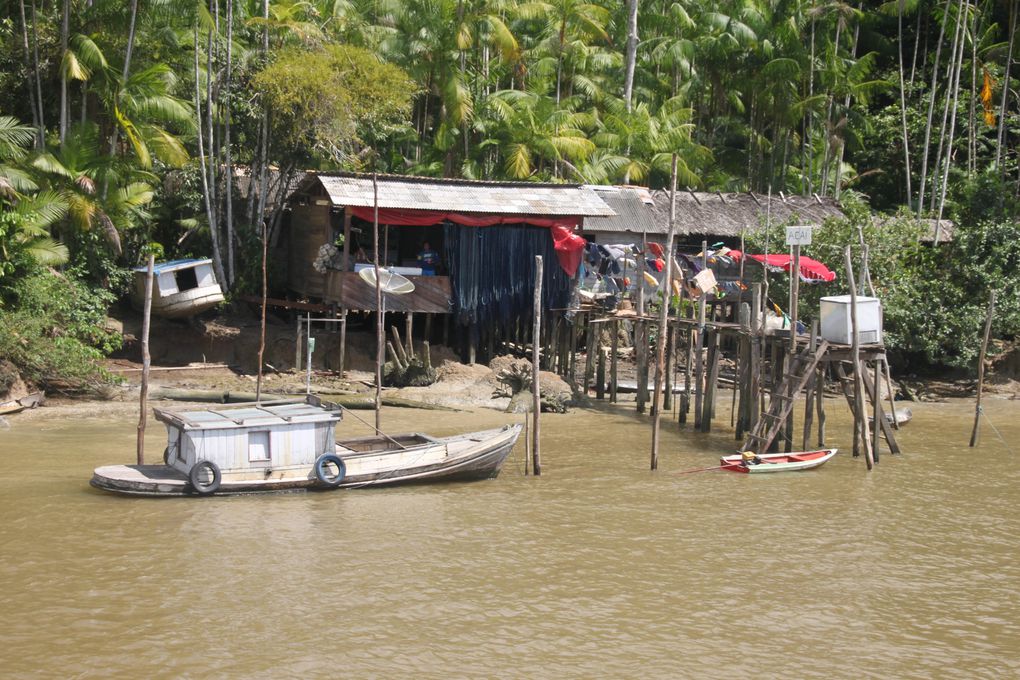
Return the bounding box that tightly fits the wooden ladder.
[742,339,830,455]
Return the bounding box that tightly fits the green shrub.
[0,269,121,392]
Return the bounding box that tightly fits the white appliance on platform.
[820,295,882,345]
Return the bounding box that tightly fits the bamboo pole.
[651,154,679,470]
[136,254,154,465]
[969,291,996,447]
[845,246,873,470]
[532,255,543,476]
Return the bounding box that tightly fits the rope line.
[979,406,1016,455]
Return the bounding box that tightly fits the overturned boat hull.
[91,424,522,497]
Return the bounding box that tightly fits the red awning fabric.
[347,206,585,276]
[729,250,836,283]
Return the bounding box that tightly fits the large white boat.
[90,397,522,497]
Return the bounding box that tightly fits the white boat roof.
[154,400,341,431]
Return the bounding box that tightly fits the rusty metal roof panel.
[312,172,615,216]
[581,186,665,234]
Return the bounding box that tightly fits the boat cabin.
[154,399,342,479]
[132,258,225,319]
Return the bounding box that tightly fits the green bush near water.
[0,268,122,393]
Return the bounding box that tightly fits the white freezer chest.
[820,295,882,345]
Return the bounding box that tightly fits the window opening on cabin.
[176,266,199,292]
[248,431,271,463]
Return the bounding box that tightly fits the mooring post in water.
[802,320,818,450]
[136,253,154,465]
[845,246,873,470]
[970,291,996,447]
[610,319,619,403]
[532,255,543,476]
[651,154,679,470]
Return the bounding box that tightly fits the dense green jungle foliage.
[0,0,1018,387]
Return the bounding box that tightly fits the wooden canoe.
[90,424,522,497]
[720,448,837,474]
[0,391,44,415]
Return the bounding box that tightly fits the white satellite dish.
[357,266,415,295]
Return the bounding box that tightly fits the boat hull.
[720,448,837,473]
[90,424,522,497]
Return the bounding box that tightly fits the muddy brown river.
[1,394,1018,678]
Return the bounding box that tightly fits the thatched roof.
[647,189,845,237]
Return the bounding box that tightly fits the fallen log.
[149,388,459,411]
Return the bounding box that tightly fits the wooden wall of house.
[288,202,333,298]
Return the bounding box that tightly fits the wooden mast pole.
[256,219,267,404]
[532,255,543,475]
[373,171,383,431]
[969,291,996,446]
[136,253,154,465]
[651,154,679,470]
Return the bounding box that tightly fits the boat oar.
[673,463,729,475]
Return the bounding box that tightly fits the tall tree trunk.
[806,15,816,195]
[995,0,1018,172]
[624,0,639,112]
[918,0,956,216]
[930,0,965,212]
[224,0,235,287]
[556,18,566,104]
[934,0,969,237]
[835,8,862,198]
[59,0,70,146]
[206,13,219,260]
[254,0,270,243]
[30,0,45,149]
[898,0,913,204]
[194,28,227,288]
[17,0,41,148]
[108,0,140,159]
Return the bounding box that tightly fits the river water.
[1,394,1018,678]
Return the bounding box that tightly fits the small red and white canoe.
[720,449,838,474]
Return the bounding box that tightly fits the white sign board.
[693,268,717,294]
[785,225,813,246]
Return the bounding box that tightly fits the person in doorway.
[740,450,763,467]
[417,240,440,270]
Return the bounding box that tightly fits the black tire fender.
[189,460,221,495]
[314,453,346,488]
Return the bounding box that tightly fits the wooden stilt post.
[405,313,414,358]
[663,323,675,412]
[651,155,679,470]
[802,320,818,450]
[294,316,302,371]
[256,218,268,401]
[532,255,543,476]
[845,246,873,470]
[136,254,154,465]
[596,345,606,400]
[872,359,882,462]
[636,320,648,413]
[882,356,899,430]
[338,308,348,377]
[817,363,826,446]
[749,284,762,434]
[680,326,694,425]
[693,242,707,428]
[701,329,721,432]
[970,291,996,447]
[583,315,596,394]
[610,319,619,403]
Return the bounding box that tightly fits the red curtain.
[347,206,585,275]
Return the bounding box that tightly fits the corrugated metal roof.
[581,186,664,234]
[132,259,212,274]
[306,172,615,217]
[156,401,341,431]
